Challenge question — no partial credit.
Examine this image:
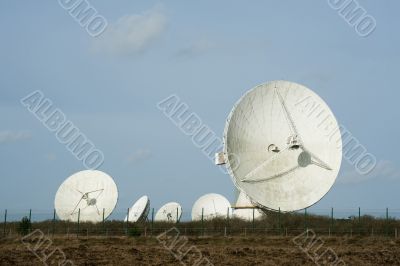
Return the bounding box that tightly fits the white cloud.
[0,131,31,144]
[92,5,167,56]
[127,149,152,164]
[337,160,400,184]
[175,39,215,58]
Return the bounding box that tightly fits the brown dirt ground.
[1,236,400,265]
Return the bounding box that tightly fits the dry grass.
[1,211,397,237]
[1,212,400,265]
[1,235,400,265]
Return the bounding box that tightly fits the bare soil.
[1,236,400,265]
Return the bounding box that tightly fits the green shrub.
[18,216,31,236]
[127,225,141,237]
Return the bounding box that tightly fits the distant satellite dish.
[220,81,342,212]
[155,202,182,223]
[54,170,118,223]
[125,195,150,222]
[233,191,263,221]
[191,193,231,221]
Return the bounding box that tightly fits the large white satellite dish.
[125,195,150,222]
[54,170,118,223]
[233,191,263,221]
[219,81,342,212]
[155,202,182,223]
[191,193,231,221]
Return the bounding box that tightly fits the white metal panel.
[125,195,150,222]
[54,170,118,223]
[223,81,342,212]
[191,193,231,221]
[233,191,263,221]
[155,202,182,223]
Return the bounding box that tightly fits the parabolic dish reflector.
[223,80,342,212]
[191,193,231,221]
[155,202,182,223]
[125,195,150,222]
[233,191,263,221]
[54,170,118,223]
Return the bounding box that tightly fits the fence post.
[358,207,361,235]
[176,207,179,223]
[386,207,389,237]
[304,208,307,233]
[151,208,154,236]
[66,220,69,238]
[126,208,130,236]
[226,207,230,235]
[28,209,32,233]
[330,207,333,236]
[201,208,204,236]
[3,209,7,237]
[278,207,281,235]
[77,209,80,238]
[102,208,105,236]
[252,208,255,233]
[52,209,56,238]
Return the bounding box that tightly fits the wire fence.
[2,208,400,238]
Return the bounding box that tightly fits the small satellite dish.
[54,170,118,223]
[220,81,342,212]
[233,191,263,221]
[125,195,150,222]
[191,193,231,221]
[155,202,182,223]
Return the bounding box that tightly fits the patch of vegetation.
[18,216,31,236]
[127,225,141,237]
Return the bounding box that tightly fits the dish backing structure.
[54,170,118,223]
[233,191,263,221]
[191,193,231,221]
[155,202,182,223]
[216,80,342,212]
[125,195,150,222]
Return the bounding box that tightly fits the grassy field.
[1,210,399,238]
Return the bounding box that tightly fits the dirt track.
[1,236,400,265]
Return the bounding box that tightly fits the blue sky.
[0,0,399,219]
